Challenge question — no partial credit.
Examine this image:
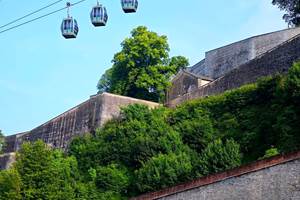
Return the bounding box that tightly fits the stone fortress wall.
[189,27,300,79]
[167,28,300,107]
[3,93,159,155]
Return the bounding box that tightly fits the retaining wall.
[132,151,300,200]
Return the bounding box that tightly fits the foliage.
[97,26,189,102]
[69,103,242,196]
[94,164,129,194]
[15,140,80,200]
[0,169,21,200]
[173,112,214,153]
[285,61,300,100]
[261,147,280,159]
[3,62,300,199]
[272,0,300,27]
[135,152,192,193]
[196,139,241,175]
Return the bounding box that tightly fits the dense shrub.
[93,164,129,194]
[196,139,241,175]
[135,152,192,193]
[0,169,21,200]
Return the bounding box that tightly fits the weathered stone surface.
[189,27,300,79]
[167,70,212,103]
[160,160,300,200]
[167,32,300,107]
[4,93,159,154]
[0,153,16,170]
[132,152,300,200]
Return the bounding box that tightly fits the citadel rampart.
[3,93,159,154]
[189,27,300,79]
[167,33,300,107]
[132,151,300,200]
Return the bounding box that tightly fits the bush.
[286,62,300,100]
[175,116,214,153]
[94,164,129,194]
[135,152,192,193]
[261,147,280,159]
[197,139,241,175]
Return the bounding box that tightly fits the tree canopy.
[272,0,300,27]
[97,26,189,102]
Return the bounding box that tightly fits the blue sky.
[0,0,286,136]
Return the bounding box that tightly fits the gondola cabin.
[61,17,79,39]
[90,4,108,27]
[121,0,138,13]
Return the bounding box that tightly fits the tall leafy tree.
[15,141,80,200]
[0,169,22,200]
[97,26,189,102]
[272,0,300,27]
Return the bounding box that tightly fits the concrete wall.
[167,33,300,107]
[191,27,300,79]
[132,152,300,200]
[4,93,159,154]
[159,160,300,200]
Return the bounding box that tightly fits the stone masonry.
[132,151,300,200]
[3,93,159,154]
[0,153,16,170]
[167,28,300,107]
[189,27,300,79]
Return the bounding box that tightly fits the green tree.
[15,140,79,200]
[272,0,300,27]
[97,26,189,102]
[0,169,22,200]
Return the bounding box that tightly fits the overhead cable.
[0,0,64,29]
[0,0,87,35]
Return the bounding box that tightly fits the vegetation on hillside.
[97,26,189,102]
[1,62,300,199]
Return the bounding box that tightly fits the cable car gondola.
[121,0,138,13]
[90,2,108,27]
[61,2,79,39]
